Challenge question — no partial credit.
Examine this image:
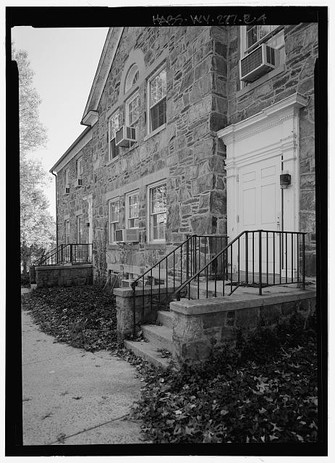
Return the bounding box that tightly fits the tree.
[13,47,56,274]
[14,48,48,158]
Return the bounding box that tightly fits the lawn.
[21,285,318,444]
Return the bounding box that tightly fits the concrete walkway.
[21,289,145,445]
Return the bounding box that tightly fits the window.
[148,67,167,133]
[109,199,120,244]
[108,111,121,161]
[126,191,139,229]
[76,157,83,179]
[126,92,140,128]
[65,220,70,244]
[125,64,139,93]
[245,25,279,50]
[148,182,167,242]
[240,26,285,86]
[77,215,83,243]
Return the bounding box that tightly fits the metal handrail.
[38,243,93,266]
[131,234,228,335]
[174,229,307,300]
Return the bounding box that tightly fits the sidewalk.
[21,288,145,445]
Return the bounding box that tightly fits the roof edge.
[50,126,92,174]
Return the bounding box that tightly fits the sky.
[11,26,109,218]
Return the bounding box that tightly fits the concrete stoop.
[124,311,174,369]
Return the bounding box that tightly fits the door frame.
[218,93,308,242]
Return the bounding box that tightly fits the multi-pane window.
[126,92,140,128]
[65,220,70,244]
[108,111,121,161]
[109,199,120,244]
[246,25,279,49]
[149,183,167,242]
[77,215,83,243]
[148,67,167,133]
[126,191,139,229]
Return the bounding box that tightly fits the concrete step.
[157,310,173,329]
[142,324,174,353]
[124,339,172,370]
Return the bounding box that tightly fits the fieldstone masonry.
[35,265,93,288]
[55,24,317,283]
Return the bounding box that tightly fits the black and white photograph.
[5,3,328,459]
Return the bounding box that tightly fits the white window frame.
[125,190,139,229]
[65,219,70,244]
[65,169,70,187]
[147,180,167,243]
[147,65,167,135]
[125,91,140,128]
[108,111,121,161]
[109,198,120,244]
[77,215,83,243]
[76,157,83,179]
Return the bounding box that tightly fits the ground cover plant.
[21,286,117,351]
[129,312,318,444]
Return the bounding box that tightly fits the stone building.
[50,24,317,283]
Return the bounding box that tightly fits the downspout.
[51,171,58,249]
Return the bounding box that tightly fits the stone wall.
[89,26,228,279]
[55,25,317,282]
[226,24,318,275]
[170,289,316,363]
[35,265,93,288]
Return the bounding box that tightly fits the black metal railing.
[130,234,228,330]
[37,244,93,266]
[174,230,306,300]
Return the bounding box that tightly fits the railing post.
[186,235,190,280]
[259,230,262,296]
[302,233,306,290]
[245,231,248,286]
[70,244,73,264]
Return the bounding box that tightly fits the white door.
[232,156,282,283]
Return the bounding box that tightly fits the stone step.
[142,324,174,353]
[124,339,172,370]
[157,310,173,329]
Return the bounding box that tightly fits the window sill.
[143,123,166,142]
[237,64,286,97]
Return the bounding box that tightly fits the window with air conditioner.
[148,182,167,243]
[240,26,285,84]
[108,111,121,161]
[109,199,120,244]
[148,66,167,134]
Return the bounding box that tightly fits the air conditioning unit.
[65,187,70,194]
[125,228,140,243]
[76,178,83,187]
[115,126,136,147]
[115,229,125,242]
[240,44,276,83]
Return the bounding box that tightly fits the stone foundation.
[35,264,93,288]
[170,290,316,363]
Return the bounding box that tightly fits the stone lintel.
[170,290,316,316]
